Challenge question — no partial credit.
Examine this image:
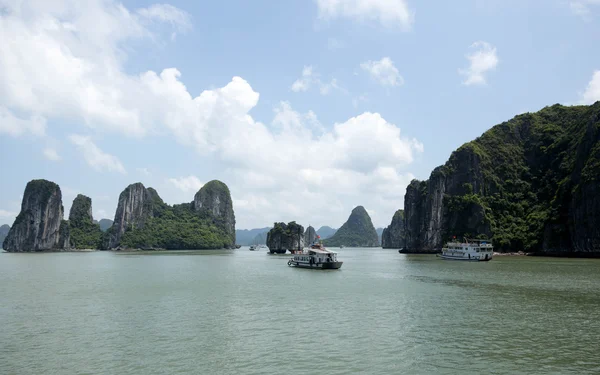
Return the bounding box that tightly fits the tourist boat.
[287,242,343,269]
[440,238,493,261]
[249,245,256,251]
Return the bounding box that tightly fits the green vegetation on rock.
[404,102,600,253]
[69,194,103,249]
[109,181,236,250]
[323,206,379,247]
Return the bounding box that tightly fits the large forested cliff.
[403,102,600,254]
[105,180,236,250]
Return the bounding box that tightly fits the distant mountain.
[252,232,267,245]
[376,228,384,244]
[323,206,379,247]
[235,227,271,245]
[98,219,113,232]
[0,224,10,249]
[316,226,337,239]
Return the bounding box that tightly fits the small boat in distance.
[440,238,493,261]
[287,242,343,269]
[249,245,256,251]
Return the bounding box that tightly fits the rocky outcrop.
[323,206,379,247]
[404,102,600,254]
[106,183,155,249]
[106,180,236,250]
[2,179,70,251]
[304,225,317,245]
[381,210,405,249]
[0,224,10,248]
[193,180,236,247]
[69,194,103,249]
[266,222,304,253]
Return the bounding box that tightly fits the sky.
[1,0,600,230]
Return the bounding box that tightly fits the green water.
[1,248,599,374]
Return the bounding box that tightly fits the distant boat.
[340,245,345,248]
[287,242,343,269]
[249,245,257,251]
[440,238,493,261]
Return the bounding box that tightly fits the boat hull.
[288,260,343,269]
[440,255,492,261]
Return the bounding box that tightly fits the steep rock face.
[107,181,236,250]
[0,224,10,248]
[266,222,304,253]
[69,194,103,249]
[304,225,317,245]
[381,210,405,249]
[324,206,379,247]
[2,179,70,251]
[107,183,155,249]
[404,102,600,254]
[193,180,236,247]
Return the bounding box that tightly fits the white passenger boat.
[440,238,493,261]
[288,243,343,269]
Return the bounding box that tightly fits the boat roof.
[309,248,336,254]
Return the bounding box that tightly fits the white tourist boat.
[288,243,343,269]
[440,238,493,261]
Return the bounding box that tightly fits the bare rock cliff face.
[193,180,236,247]
[304,225,317,245]
[381,210,405,249]
[2,179,70,251]
[404,147,493,252]
[266,222,304,253]
[107,183,154,249]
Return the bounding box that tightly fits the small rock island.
[323,206,379,247]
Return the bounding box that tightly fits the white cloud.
[570,0,600,17]
[290,66,343,95]
[168,175,204,193]
[137,167,151,176]
[0,0,422,229]
[0,107,46,137]
[137,4,192,34]
[68,135,127,174]
[291,66,314,92]
[360,57,403,87]
[0,209,18,219]
[315,0,414,29]
[459,41,498,86]
[43,148,61,161]
[580,70,600,104]
[0,0,191,137]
